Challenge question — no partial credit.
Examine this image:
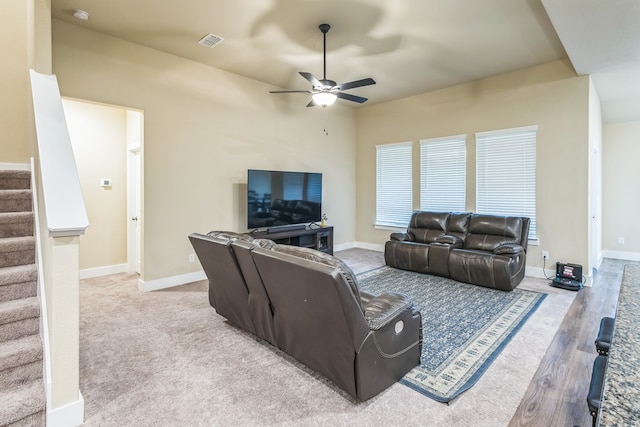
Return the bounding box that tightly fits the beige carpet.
[79,249,575,426]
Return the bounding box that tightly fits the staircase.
[0,170,45,426]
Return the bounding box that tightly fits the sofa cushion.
[271,245,363,310]
[494,244,524,255]
[390,232,413,242]
[464,215,523,251]
[407,211,449,243]
[435,235,464,246]
[445,212,471,240]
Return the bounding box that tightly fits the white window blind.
[476,126,537,239]
[376,142,413,227]
[420,136,466,212]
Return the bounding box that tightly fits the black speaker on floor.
[551,262,583,291]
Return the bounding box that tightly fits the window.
[419,136,466,212]
[476,126,537,239]
[376,142,413,227]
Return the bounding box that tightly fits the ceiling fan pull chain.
[324,105,329,135]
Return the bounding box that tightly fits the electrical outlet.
[542,251,549,260]
[618,237,625,245]
[188,254,195,263]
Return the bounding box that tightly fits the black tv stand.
[255,226,333,255]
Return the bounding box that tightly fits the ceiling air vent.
[198,33,224,48]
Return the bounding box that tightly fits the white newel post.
[30,69,89,426]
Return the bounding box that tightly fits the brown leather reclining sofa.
[385,211,530,291]
[189,231,422,401]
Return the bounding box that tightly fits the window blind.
[419,136,466,212]
[476,127,537,239]
[376,142,413,227]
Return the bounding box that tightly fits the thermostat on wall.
[100,178,112,187]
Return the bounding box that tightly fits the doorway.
[62,98,143,277]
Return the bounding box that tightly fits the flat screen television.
[247,169,322,230]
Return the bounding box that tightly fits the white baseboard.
[138,271,206,292]
[46,391,84,427]
[334,241,356,252]
[524,266,554,280]
[79,263,128,280]
[354,241,385,252]
[602,250,640,261]
[0,162,30,170]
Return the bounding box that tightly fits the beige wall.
[62,98,128,271]
[0,0,51,163]
[602,121,640,256]
[355,60,591,273]
[52,20,357,282]
[1,0,32,162]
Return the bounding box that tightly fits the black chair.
[587,355,608,427]
[595,316,615,356]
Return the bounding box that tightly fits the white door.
[127,147,142,274]
[133,150,142,273]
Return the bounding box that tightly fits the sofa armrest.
[434,234,464,248]
[390,232,413,242]
[363,292,414,331]
[494,243,525,255]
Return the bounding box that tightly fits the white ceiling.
[50,0,640,122]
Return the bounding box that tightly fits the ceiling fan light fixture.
[312,92,337,107]
[72,8,89,20]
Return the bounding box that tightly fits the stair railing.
[30,69,89,426]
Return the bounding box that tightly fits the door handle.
[131,217,138,221]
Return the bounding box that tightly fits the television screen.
[247,169,322,230]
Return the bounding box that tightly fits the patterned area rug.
[357,266,546,403]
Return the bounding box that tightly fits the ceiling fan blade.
[306,99,318,107]
[335,78,376,91]
[299,72,323,88]
[269,90,312,94]
[336,92,368,104]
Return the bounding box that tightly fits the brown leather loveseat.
[385,211,530,291]
[189,231,422,401]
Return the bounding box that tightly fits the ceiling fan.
[270,23,376,107]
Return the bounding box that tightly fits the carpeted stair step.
[0,170,30,191]
[0,237,35,269]
[0,297,40,343]
[0,212,34,239]
[0,190,33,214]
[0,334,43,390]
[0,379,45,426]
[0,265,38,303]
